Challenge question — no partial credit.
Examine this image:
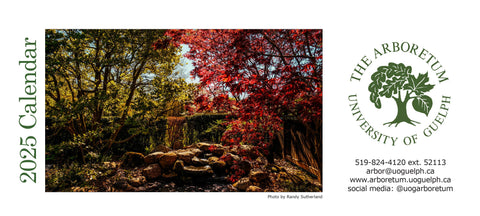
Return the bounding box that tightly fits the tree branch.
[260,33,289,66]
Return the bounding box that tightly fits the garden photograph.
[45,29,323,192]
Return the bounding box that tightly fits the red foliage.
[220,158,249,183]
[208,144,217,152]
[165,29,322,156]
[219,154,233,163]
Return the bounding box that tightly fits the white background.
[1,1,479,215]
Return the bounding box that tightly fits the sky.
[175,44,198,84]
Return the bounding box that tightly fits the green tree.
[368,62,435,127]
[46,29,187,151]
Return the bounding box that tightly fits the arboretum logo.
[348,42,451,146]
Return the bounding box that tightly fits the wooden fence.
[274,118,322,183]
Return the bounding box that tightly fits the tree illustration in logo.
[368,62,435,127]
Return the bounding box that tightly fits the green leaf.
[369,92,377,103]
[371,71,381,81]
[394,65,411,76]
[386,68,394,78]
[379,83,394,98]
[379,77,405,98]
[412,95,433,116]
[379,73,386,82]
[404,72,435,95]
[370,93,381,108]
[368,62,415,108]
[377,66,389,74]
[374,98,381,109]
[406,65,412,74]
[368,82,378,92]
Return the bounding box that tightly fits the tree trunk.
[384,97,419,127]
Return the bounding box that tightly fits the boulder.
[246,185,263,192]
[144,152,164,164]
[173,160,185,173]
[208,156,226,173]
[211,160,227,173]
[162,172,178,179]
[192,156,209,166]
[189,148,202,157]
[196,142,213,151]
[183,144,197,149]
[183,165,214,177]
[142,164,162,180]
[212,147,226,156]
[231,145,258,159]
[233,177,251,191]
[238,160,252,175]
[249,170,269,183]
[153,145,171,153]
[175,150,195,164]
[196,142,223,152]
[121,152,145,168]
[208,156,220,164]
[221,153,241,166]
[158,152,177,169]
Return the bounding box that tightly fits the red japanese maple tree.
[160,29,322,159]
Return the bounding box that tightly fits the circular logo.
[348,42,450,146]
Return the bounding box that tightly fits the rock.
[144,152,164,164]
[238,160,252,175]
[222,153,241,166]
[158,152,177,169]
[208,156,220,163]
[136,186,146,192]
[153,145,171,153]
[208,156,226,173]
[212,145,226,156]
[183,144,196,149]
[128,176,146,187]
[121,152,145,168]
[246,185,263,192]
[189,148,202,157]
[173,160,185,173]
[233,177,251,191]
[103,161,120,169]
[175,150,195,164]
[142,164,162,180]
[162,172,178,179]
[196,142,213,151]
[192,156,209,166]
[183,165,214,177]
[249,170,269,183]
[211,160,227,173]
[197,142,224,153]
[231,144,252,154]
[231,145,258,159]
[114,177,136,191]
[231,154,241,161]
